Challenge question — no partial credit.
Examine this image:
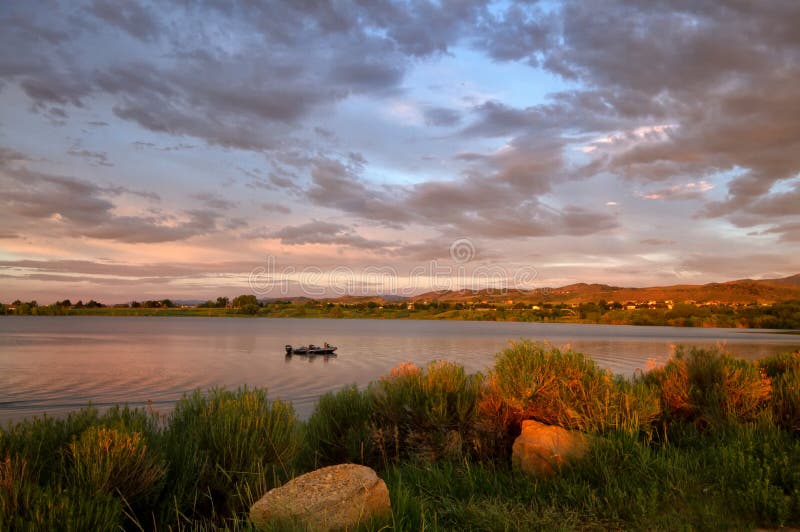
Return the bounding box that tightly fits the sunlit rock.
[250,463,391,530]
[512,419,591,477]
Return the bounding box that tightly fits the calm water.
[1,316,799,424]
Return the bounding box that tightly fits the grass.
[2,343,800,530]
[481,341,660,439]
[644,346,773,431]
[382,423,800,531]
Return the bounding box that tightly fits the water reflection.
[1,316,798,423]
[284,352,338,364]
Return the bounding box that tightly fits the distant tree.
[130,301,141,308]
[240,303,260,315]
[216,296,230,308]
[232,294,258,308]
[160,299,175,308]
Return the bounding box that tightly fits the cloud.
[192,192,238,211]
[67,147,113,167]
[268,220,395,251]
[261,202,291,215]
[87,0,161,42]
[641,181,713,201]
[2,0,800,288]
[476,2,554,63]
[423,106,462,127]
[0,153,223,244]
[640,239,676,246]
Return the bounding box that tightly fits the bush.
[0,452,124,531]
[759,352,800,433]
[67,426,166,502]
[369,361,484,464]
[645,346,772,429]
[480,341,660,443]
[302,385,375,468]
[160,387,299,520]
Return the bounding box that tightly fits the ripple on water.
[1,317,798,423]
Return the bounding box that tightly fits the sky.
[1,0,800,302]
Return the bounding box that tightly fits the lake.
[1,316,798,424]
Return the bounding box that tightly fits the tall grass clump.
[159,387,299,522]
[645,346,772,431]
[479,340,660,454]
[302,385,374,468]
[0,406,160,530]
[369,360,484,464]
[67,426,166,503]
[760,351,800,432]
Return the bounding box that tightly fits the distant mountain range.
[301,274,800,305]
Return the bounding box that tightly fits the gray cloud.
[423,106,462,127]
[268,220,395,251]
[87,0,161,42]
[476,2,554,63]
[640,239,677,246]
[67,147,113,167]
[0,154,222,243]
[192,192,238,211]
[261,202,291,215]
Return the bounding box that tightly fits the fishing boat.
[285,343,337,355]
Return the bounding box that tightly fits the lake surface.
[1,316,799,424]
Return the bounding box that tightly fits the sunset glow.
[2,1,799,302]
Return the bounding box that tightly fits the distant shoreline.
[4,306,800,331]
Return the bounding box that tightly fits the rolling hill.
[404,275,800,305]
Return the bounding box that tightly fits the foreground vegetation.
[5,297,800,329]
[1,343,799,530]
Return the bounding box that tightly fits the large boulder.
[512,419,591,477]
[250,463,391,531]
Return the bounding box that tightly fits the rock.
[250,463,391,531]
[511,419,591,477]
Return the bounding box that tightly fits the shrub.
[0,454,28,523]
[160,387,299,520]
[302,385,374,468]
[645,346,772,429]
[0,453,123,530]
[369,361,483,464]
[758,351,800,379]
[67,426,166,502]
[759,352,800,432]
[0,407,101,486]
[480,341,660,443]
